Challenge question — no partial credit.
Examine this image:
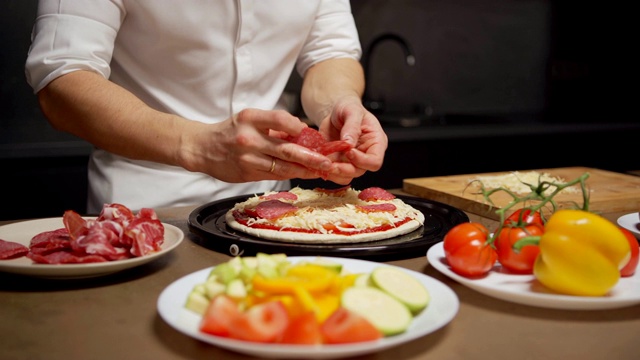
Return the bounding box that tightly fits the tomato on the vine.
[443,222,497,277]
[505,208,544,228]
[495,224,543,274]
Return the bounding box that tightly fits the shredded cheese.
[230,187,424,233]
[470,171,580,195]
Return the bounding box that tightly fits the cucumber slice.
[353,273,370,287]
[225,278,247,299]
[204,281,226,299]
[185,290,210,315]
[297,257,343,273]
[370,267,430,314]
[341,287,413,336]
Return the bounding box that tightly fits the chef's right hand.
[180,108,334,183]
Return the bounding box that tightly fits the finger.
[336,111,363,147]
[266,157,328,180]
[236,108,307,137]
[275,142,333,173]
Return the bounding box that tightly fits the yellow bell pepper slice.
[251,264,337,294]
[534,209,631,296]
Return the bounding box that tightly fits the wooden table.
[1,204,638,360]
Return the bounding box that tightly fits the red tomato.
[443,222,497,277]
[496,224,543,274]
[619,227,639,277]
[279,311,323,345]
[505,208,544,227]
[320,308,382,344]
[228,301,290,343]
[199,295,241,337]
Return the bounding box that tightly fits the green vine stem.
[467,172,591,247]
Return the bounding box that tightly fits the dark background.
[1,0,637,220]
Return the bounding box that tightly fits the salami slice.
[0,239,29,260]
[314,185,352,196]
[29,229,72,255]
[317,140,353,156]
[358,187,396,201]
[24,204,165,265]
[27,251,108,264]
[286,127,353,155]
[260,191,298,201]
[287,127,326,149]
[254,200,298,220]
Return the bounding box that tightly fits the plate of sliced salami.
[0,217,183,278]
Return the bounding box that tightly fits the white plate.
[157,257,459,359]
[617,212,640,240]
[427,242,640,310]
[0,217,183,278]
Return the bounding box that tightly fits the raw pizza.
[225,186,425,244]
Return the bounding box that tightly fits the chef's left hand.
[318,96,388,184]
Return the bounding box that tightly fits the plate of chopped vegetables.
[157,255,459,359]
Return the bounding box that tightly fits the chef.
[25,0,388,213]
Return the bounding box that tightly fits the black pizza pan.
[187,194,469,261]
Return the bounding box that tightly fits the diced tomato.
[320,308,382,344]
[228,301,290,343]
[199,295,241,337]
[279,311,323,345]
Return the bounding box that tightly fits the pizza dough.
[225,187,425,244]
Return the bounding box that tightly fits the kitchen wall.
[1,1,636,220]
[352,0,551,117]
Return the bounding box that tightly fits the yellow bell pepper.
[533,209,631,296]
[250,264,344,322]
[251,264,337,294]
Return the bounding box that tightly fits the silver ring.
[269,157,276,173]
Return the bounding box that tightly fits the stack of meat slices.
[0,204,164,264]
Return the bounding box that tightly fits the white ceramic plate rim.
[157,256,459,359]
[427,242,640,310]
[617,212,640,240]
[0,217,183,278]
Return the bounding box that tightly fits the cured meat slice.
[97,203,135,223]
[254,200,298,220]
[0,239,29,260]
[286,127,353,156]
[358,187,396,201]
[260,191,298,201]
[317,140,353,156]
[27,251,108,264]
[314,185,351,196]
[72,223,128,260]
[125,217,165,257]
[29,228,72,255]
[63,210,90,240]
[136,207,159,221]
[287,127,326,149]
[25,204,165,264]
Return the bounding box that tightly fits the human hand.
[317,96,388,184]
[182,109,334,183]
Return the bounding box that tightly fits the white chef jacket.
[25,0,362,214]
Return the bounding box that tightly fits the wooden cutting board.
[403,167,640,220]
